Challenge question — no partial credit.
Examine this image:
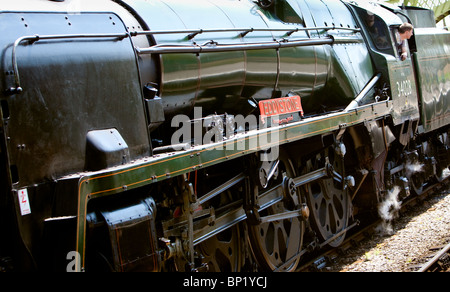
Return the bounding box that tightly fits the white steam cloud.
[376,186,402,235]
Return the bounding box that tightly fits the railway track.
[415,241,450,272]
[296,176,450,272]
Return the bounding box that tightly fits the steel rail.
[417,242,450,272]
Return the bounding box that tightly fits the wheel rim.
[196,225,242,272]
[247,152,304,271]
[410,172,425,195]
[304,149,350,247]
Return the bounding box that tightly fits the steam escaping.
[444,168,450,179]
[376,186,402,235]
[376,161,425,235]
[405,162,424,178]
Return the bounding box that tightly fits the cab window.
[357,9,394,55]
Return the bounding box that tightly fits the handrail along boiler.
[0,0,449,272]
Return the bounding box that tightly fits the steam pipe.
[130,26,361,37]
[136,37,335,55]
[344,73,382,112]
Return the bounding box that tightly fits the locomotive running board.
[74,100,393,270]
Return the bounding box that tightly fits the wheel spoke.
[247,151,304,271]
[303,148,350,247]
[196,225,242,272]
[285,218,302,259]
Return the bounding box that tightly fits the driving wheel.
[303,147,350,247]
[247,151,305,271]
[196,224,243,272]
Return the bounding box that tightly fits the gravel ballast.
[327,190,450,272]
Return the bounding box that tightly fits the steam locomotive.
[0,0,449,272]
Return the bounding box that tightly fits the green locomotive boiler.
[0,0,448,272]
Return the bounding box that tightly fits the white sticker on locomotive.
[397,80,412,98]
[18,188,31,216]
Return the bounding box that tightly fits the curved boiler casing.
[0,3,152,187]
[0,0,375,187]
[121,0,374,117]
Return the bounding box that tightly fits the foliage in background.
[385,0,450,23]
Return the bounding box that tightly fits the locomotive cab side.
[348,1,421,131]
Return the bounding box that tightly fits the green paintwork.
[347,1,421,125]
[413,28,450,132]
[2,0,449,271]
[127,0,373,115]
[387,59,421,124]
[349,1,450,129]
